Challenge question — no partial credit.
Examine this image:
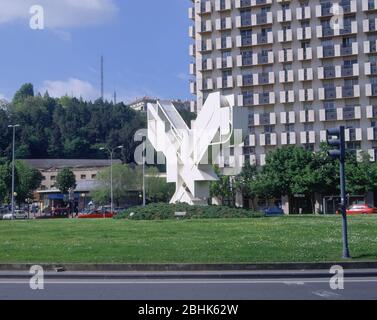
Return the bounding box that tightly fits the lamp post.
[8,124,20,219]
[100,146,124,217]
[142,136,146,207]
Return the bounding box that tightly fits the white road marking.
[0,278,376,285]
[312,290,341,298]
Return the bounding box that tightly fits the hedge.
[115,203,263,220]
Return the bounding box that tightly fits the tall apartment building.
[189,0,377,167]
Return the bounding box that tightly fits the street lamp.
[100,145,124,217]
[8,124,20,219]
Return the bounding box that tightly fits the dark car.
[264,207,285,216]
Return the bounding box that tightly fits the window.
[81,175,87,180]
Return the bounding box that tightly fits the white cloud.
[40,78,100,100]
[0,0,119,28]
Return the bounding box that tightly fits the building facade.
[189,0,377,167]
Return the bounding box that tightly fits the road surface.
[0,271,376,300]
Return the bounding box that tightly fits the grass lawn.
[0,216,376,264]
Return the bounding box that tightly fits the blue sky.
[0,0,192,103]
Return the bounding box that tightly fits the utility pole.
[8,124,20,220]
[100,146,123,216]
[142,137,146,207]
[101,55,104,101]
[327,126,351,259]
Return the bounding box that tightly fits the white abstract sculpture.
[147,92,248,205]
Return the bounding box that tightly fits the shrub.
[115,203,263,220]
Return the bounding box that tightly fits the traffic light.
[327,126,345,161]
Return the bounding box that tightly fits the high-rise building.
[189,0,377,166]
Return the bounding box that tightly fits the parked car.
[264,207,285,216]
[346,204,377,215]
[35,208,70,219]
[78,209,115,219]
[2,210,28,220]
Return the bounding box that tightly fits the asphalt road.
[0,274,376,300]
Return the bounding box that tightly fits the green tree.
[14,161,43,203]
[12,83,34,105]
[145,167,175,203]
[56,168,77,195]
[234,163,259,210]
[210,166,235,207]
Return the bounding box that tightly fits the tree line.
[212,145,377,213]
[0,83,147,162]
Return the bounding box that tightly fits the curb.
[1,261,377,272]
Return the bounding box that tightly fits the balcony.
[216,56,233,69]
[279,70,294,83]
[366,105,377,118]
[217,76,234,89]
[281,132,296,145]
[298,48,313,61]
[238,92,275,106]
[235,0,273,9]
[364,40,377,54]
[299,110,315,123]
[319,109,338,121]
[260,133,277,147]
[199,78,214,91]
[190,81,196,94]
[237,51,274,67]
[251,112,276,126]
[189,63,195,75]
[317,21,358,38]
[236,32,273,47]
[198,58,213,71]
[277,29,293,43]
[215,0,232,11]
[297,27,312,40]
[198,20,212,34]
[318,43,359,58]
[363,18,377,32]
[280,111,296,124]
[188,7,195,20]
[318,64,359,79]
[300,131,316,144]
[279,91,295,104]
[299,89,314,102]
[320,107,361,121]
[197,39,213,52]
[236,12,273,28]
[296,6,311,20]
[277,9,292,23]
[298,68,314,81]
[278,49,293,63]
[365,62,377,75]
[189,25,195,38]
[363,0,377,11]
[346,128,362,142]
[215,17,232,31]
[237,72,275,87]
[368,127,377,141]
[196,1,211,15]
[316,1,357,18]
[216,37,232,50]
[366,83,377,96]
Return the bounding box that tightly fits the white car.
[2,210,28,220]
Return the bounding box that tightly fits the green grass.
[0,216,377,264]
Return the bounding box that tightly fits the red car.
[346,204,377,215]
[77,209,114,219]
